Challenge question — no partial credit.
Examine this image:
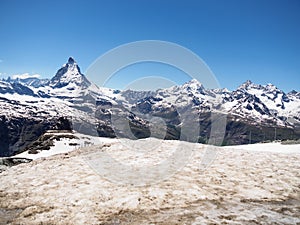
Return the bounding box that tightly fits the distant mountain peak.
[186,79,202,85]
[238,80,263,91]
[238,80,253,89]
[264,83,279,92]
[182,79,204,90]
[289,90,298,95]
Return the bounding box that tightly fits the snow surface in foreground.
[14,132,300,161]
[1,139,300,224]
[223,142,300,154]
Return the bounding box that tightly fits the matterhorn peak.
[61,57,78,68]
[63,57,80,72]
[67,57,76,65]
[50,57,90,89]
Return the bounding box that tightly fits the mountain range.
[0,57,299,156]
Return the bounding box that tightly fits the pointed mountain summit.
[67,56,76,64]
[238,80,260,90]
[50,57,91,88]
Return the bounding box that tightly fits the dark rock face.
[11,83,37,96]
[224,116,300,145]
[95,104,151,139]
[94,95,300,146]
[0,158,32,167]
[0,116,72,157]
[0,157,32,173]
[95,98,191,142]
[67,57,75,64]
[96,98,112,107]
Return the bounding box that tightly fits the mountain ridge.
[0,57,299,156]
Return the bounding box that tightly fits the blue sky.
[0,0,299,91]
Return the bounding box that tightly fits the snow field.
[1,139,299,224]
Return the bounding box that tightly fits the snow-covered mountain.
[221,80,297,126]
[0,57,299,156]
[0,80,37,96]
[49,57,91,89]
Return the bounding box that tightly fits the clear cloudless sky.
[0,0,299,91]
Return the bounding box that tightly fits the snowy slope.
[223,142,300,153]
[13,131,116,160]
[0,138,299,224]
[221,80,300,126]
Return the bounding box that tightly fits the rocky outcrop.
[0,116,72,157]
[0,157,32,173]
